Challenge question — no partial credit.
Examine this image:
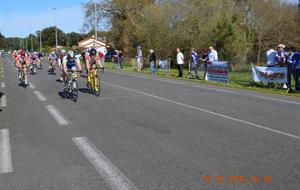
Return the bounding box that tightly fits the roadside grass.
[104,61,300,98]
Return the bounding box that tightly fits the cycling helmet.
[67,51,75,59]
[61,49,66,55]
[89,48,97,56]
[20,50,26,56]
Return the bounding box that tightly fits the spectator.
[149,49,156,74]
[266,46,277,67]
[289,47,300,91]
[207,46,218,63]
[136,46,143,72]
[200,48,209,78]
[98,50,105,67]
[112,50,119,69]
[276,44,286,67]
[118,50,124,69]
[190,48,200,80]
[176,48,184,77]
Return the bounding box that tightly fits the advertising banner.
[252,66,287,83]
[205,61,229,83]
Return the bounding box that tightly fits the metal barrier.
[156,59,171,76]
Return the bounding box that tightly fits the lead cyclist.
[85,48,104,87]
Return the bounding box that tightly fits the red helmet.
[20,50,26,56]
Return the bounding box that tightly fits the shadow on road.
[79,88,92,94]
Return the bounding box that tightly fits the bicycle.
[87,65,101,97]
[63,70,79,102]
[18,65,28,88]
[29,59,37,74]
[48,59,56,74]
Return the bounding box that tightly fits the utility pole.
[53,8,58,50]
[94,1,97,41]
[30,34,33,51]
[37,20,42,52]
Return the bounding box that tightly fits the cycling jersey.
[48,54,58,61]
[85,55,100,69]
[63,56,80,71]
[16,55,29,65]
[30,54,39,61]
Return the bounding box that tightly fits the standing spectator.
[266,46,277,67]
[207,46,218,63]
[118,50,124,69]
[176,48,184,77]
[203,47,218,79]
[200,48,209,78]
[149,49,156,74]
[289,47,300,91]
[190,48,200,80]
[136,46,143,71]
[98,50,105,67]
[277,44,292,90]
[112,49,119,69]
[276,44,286,67]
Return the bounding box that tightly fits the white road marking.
[109,70,300,106]
[33,91,47,101]
[103,81,300,140]
[253,95,300,106]
[45,105,70,126]
[0,129,13,174]
[29,83,35,89]
[1,82,5,88]
[73,137,139,190]
[192,85,237,94]
[1,95,7,107]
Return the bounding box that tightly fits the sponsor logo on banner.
[205,61,229,83]
[252,66,287,83]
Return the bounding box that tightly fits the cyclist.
[37,51,43,68]
[63,51,82,83]
[48,51,58,72]
[57,49,67,82]
[29,52,39,72]
[12,50,19,66]
[16,50,30,85]
[85,48,104,87]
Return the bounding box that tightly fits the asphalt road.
[0,55,299,190]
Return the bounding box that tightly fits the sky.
[0,0,298,38]
[0,0,89,37]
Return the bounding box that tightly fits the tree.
[0,33,5,49]
[83,0,157,56]
[41,27,66,48]
[65,32,88,47]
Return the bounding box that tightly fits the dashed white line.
[73,137,139,190]
[103,81,300,140]
[33,91,47,101]
[0,129,13,174]
[45,105,70,126]
[1,82,5,88]
[29,83,35,89]
[1,95,7,107]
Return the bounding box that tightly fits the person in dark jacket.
[149,49,156,74]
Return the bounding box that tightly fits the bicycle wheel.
[94,74,100,97]
[71,80,78,102]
